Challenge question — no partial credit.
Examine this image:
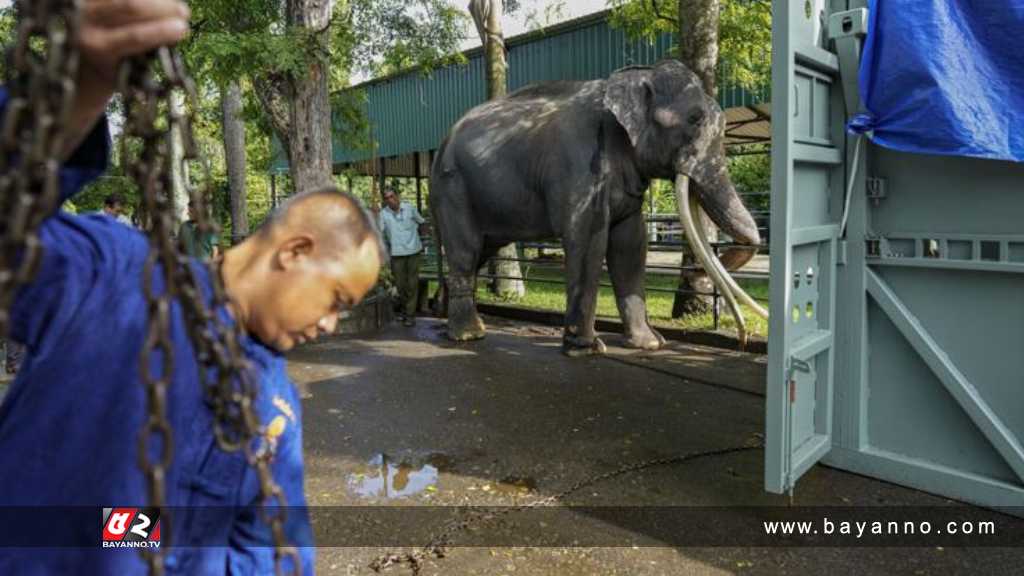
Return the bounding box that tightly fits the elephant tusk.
[675,175,748,348]
[687,194,769,320]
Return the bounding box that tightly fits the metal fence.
[415,191,771,333]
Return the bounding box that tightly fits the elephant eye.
[688,111,705,126]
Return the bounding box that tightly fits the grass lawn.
[427,263,770,337]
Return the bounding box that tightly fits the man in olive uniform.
[179,199,221,260]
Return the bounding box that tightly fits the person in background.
[179,199,221,260]
[102,192,133,226]
[378,186,429,327]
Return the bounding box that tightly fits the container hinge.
[829,8,869,114]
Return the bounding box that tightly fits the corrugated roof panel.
[272,11,769,174]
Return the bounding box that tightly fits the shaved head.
[225,186,384,351]
[260,187,383,265]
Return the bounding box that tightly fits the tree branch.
[650,0,678,25]
[251,73,292,143]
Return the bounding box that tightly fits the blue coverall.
[0,90,315,575]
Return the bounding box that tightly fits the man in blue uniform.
[0,1,382,574]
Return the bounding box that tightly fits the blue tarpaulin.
[848,1,1024,163]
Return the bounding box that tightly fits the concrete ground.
[288,316,1022,576]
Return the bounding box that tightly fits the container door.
[765,0,845,495]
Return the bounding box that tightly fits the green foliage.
[608,0,772,91]
[728,148,771,193]
[348,0,469,77]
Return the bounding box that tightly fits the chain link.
[119,46,300,575]
[0,0,80,337]
[369,436,764,574]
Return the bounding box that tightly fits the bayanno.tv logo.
[101,508,161,549]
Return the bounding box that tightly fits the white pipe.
[840,134,864,238]
[675,175,748,347]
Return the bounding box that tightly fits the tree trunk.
[471,0,525,298]
[221,80,248,243]
[673,0,722,318]
[253,0,334,193]
[170,91,189,226]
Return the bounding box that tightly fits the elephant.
[429,59,763,356]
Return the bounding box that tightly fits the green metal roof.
[271,10,769,175]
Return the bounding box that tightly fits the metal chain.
[0,0,80,337]
[120,47,300,575]
[369,436,764,574]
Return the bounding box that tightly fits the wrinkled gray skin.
[430,60,760,356]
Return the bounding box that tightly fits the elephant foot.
[446,312,487,342]
[624,326,666,351]
[562,335,607,358]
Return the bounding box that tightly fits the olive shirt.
[378,201,425,257]
[179,219,219,259]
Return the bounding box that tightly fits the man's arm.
[4,90,110,350]
[63,1,192,159]
[412,206,429,236]
[4,1,192,348]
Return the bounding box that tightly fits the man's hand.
[64,0,191,157]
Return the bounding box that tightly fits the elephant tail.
[429,137,451,316]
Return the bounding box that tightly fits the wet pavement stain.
[495,475,538,495]
[347,452,452,500]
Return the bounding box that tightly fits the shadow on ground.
[288,316,1022,576]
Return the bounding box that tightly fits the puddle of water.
[495,475,538,495]
[347,452,452,500]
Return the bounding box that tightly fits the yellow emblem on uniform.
[266,415,287,440]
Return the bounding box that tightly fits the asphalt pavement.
[288,316,1022,576]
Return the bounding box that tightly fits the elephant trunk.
[680,159,760,271]
[674,174,768,330]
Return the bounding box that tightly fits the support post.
[270,174,278,209]
[414,151,423,212]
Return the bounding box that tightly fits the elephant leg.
[433,179,487,342]
[562,223,609,357]
[607,211,665,351]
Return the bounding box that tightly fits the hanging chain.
[370,437,764,574]
[0,0,80,337]
[120,46,300,575]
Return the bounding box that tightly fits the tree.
[469,0,526,299]
[186,0,466,195]
[608,0,771,92]
[222,80,249,242]
[609,0,771,317]
[250,0,335,192]
[673,0,722,316]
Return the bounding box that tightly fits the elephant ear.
[603,67,654,149]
